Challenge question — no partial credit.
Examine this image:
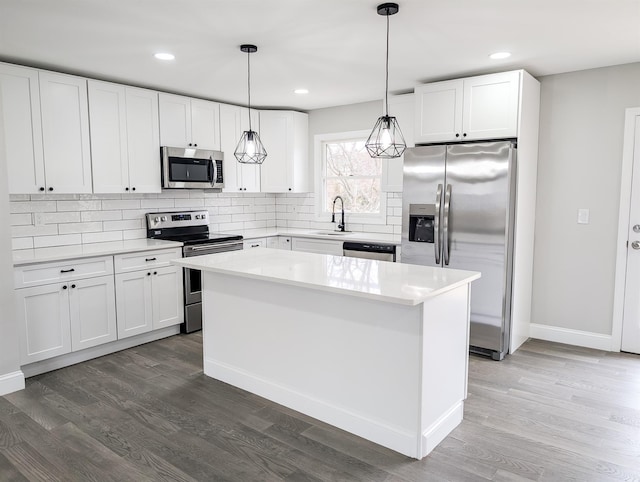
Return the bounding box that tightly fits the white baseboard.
[530,323,614,351]
[421,401,464,458]
[0,370,25,396]
[205,358,418,458]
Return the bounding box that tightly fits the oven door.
[183,241,243,305]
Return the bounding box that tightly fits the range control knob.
[161,216,167,222]
[154,216,160,223]
[194,215,201,219]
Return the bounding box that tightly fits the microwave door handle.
[210,159,216,184]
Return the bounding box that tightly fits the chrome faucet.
[331,196,346,232]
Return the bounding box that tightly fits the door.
[260,110,292,192]
[15,283,71,364]
[115,271,153,339]
[152,266,183,329]
[414,79,463,144]
[126,86,161,193]
[69,275,117,351]
[88,80,130,193]
[621,114,640,354]
[159,93,191,147]
[39,71,92,193]
[191,99,220,150]
[445,142,515,356]
[401,146,447,268]
[0,63,46,194]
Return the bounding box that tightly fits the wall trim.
[0,370,25,396]
[530,323,613,351]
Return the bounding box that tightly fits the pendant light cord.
[384,10,390,117]
[247,50,252,132]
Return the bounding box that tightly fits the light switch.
[577,208,590,224]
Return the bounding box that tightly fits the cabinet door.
[382,94,414,192]
[278,237,292,250]
[239,109,262,192]
[220,104,261,192]
[190,99,220,150]
[462,71,520,140]
[15,283,71,364]
[88,80,130,194]
[69,275,117,351]
[414,79,463,144]
[291,238,343,255]
[115,271,153,339]
[39,71,92,193]
[159,93,191,147]
[0,63,45,194]
[259,110,292,192]
[151,265,183,330]
[126,87,161,193]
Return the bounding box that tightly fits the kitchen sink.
[311,230,352,236]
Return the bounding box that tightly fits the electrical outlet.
[577,208,590,224]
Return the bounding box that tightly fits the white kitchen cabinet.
[414,71,520,144]
[220,104,261,192]
[15,282,71,364]
[267,236,292,250]
[159,93,220,150]
[0,63,45,194]
[114,250,183,339]
[69,275,117,351]
[38,71,92,193]
[259,110,309,193]
[382,93,414,192]
[244,238,266,249]
[88,80,161,194]
[291,237,343,256]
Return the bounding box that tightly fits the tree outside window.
[322,138,382,215]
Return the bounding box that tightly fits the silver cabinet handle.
[632,241,640,250]
[443,184,452,265]
[434,184,443,265]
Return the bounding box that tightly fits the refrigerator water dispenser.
[408,204,436,243]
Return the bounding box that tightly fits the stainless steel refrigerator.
[401,141,516,360]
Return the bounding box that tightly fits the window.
[315,130,386,224]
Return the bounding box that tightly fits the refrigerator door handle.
[443,184,452,265]
[435,183,443,264]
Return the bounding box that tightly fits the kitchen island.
[173,248,480,459]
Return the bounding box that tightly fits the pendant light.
[235,44,267,164]
[365,3,406,159]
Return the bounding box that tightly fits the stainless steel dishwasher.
[343,241,397,262]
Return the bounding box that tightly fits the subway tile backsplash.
[10,191,402,250]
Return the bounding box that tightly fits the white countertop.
[13,239,183,266]
[227,228,401,245]
[173,248,480,306]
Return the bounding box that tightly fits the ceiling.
[1,0,639,111]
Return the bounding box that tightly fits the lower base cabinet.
[115,265,183,340]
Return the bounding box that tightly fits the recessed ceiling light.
[294,88,309,95]
[489,52,511,60]
[154,52,175,61]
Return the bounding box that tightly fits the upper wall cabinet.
[0,63,92,194]
[381,93,414,192]
[88,80,161,194]
[38,71,93,193]
[259,110,309,193]
[219,104,261,193]
[159,93,220,150]
[414,71,520,144]
[0,63,45,194]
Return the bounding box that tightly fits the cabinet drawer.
[14,256,114,289]
[114,248,182,273]
[291,238,343,256]
[244,238,266,249]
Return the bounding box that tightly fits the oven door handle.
[183,241,242,254]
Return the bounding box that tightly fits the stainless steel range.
[146,210,243,333]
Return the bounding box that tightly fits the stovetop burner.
[145,210,243,245]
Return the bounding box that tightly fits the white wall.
[532,63,640,337]
[0,87,23,395]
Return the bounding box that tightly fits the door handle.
[443,184,452,265]
[434,184,443,265]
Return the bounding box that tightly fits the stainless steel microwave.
[161,146,224,189]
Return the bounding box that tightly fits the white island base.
[191,251,477,460]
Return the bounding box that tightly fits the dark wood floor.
[1,335,639,482]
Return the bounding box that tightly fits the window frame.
[314,130,387,225]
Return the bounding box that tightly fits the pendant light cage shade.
[366,2,406,159]
[365,115,406,159]
[234,130,267,164]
